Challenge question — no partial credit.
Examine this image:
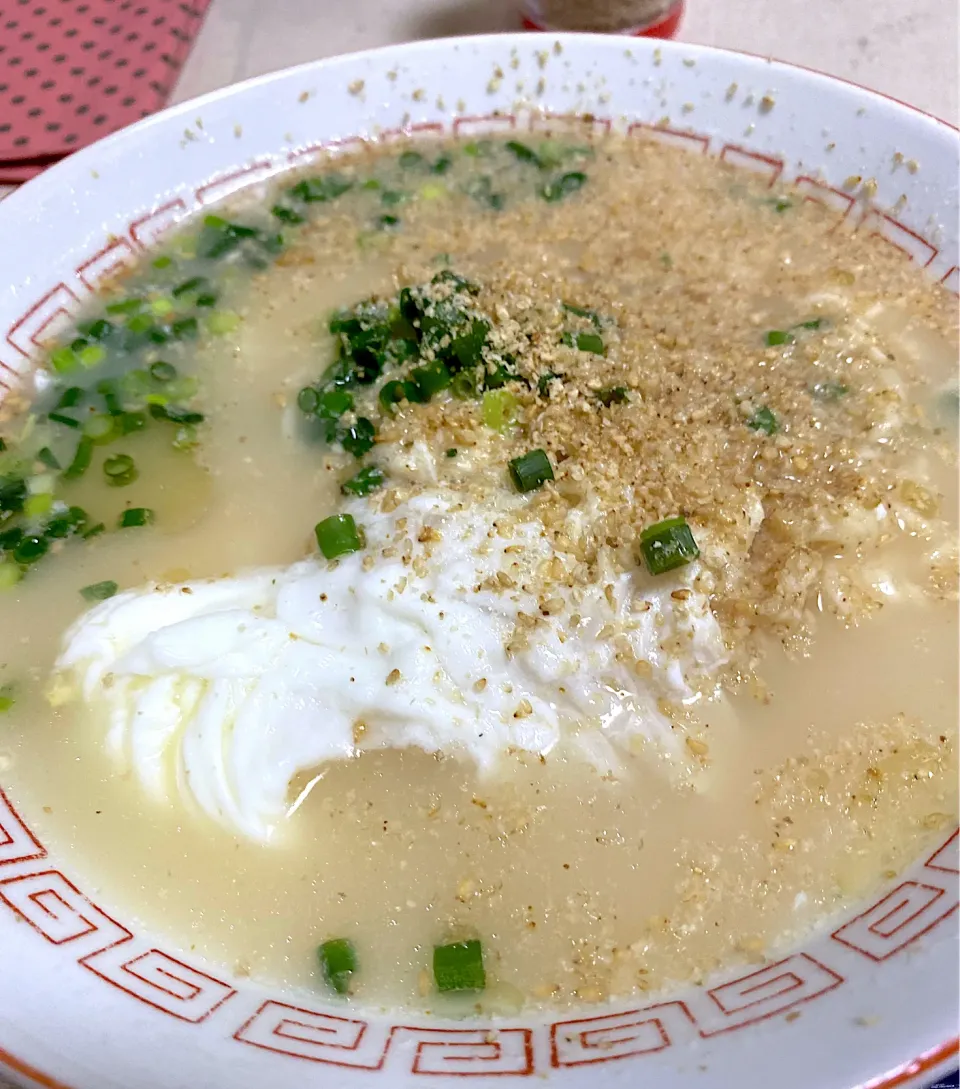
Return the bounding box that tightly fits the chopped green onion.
[0,561,22,591]
[24,494,52,518]
[482,389,518,433]
[36,447,60,471]
[148,404,205,425]
[341,466,385,497]
[79,318,114,341]
[63,436,94,480]
[562,302,601,326]
[271,203,305,224]
[639,516,699,576]
[118,508,154,529]
[105,297,144,315]
[83,415,117,444]
[288,175,353,203]
[118,411,147,435]
[376,214,401,228]
[0,526,23,550]
[0,684,15,711]
[78,344,106,368]
[171,316,199,340]
[149,361,177,383]
[538,372,560,396]
[340,418,376,458]
[318,938,358,995]
[379,379,420,413]
[411,360,452,399]
[573,332,604,355]
[465,175,505,210]
[96,378,123,416]
[206,310,240,335]
[433,939,486,993]
[56,387,85,409]
[747,406,779,435]
[431,155,453,175]
[49,411,81,429]
[80,580,118,602]
[509,448,554,493]
[541,171,587,202]
[152,255,173,269]
[446,448,458,458]
[171,276,207,298]
[13,534,48,565]
[197,215,260,259]
[81,521,106,539]
[0,437,5,452]
[45,506,88,539]
[506,140,542,167]
[451,370,479,400]
[399,150,425,169]
[195,293,218,308]
[315,513,363,560]
[596,386,629,406]
[103,454,138,487]
[298,388,320,414]
[765,329,794,346]
[50,346,78,374]
[796,318,823,331]
[380,190,405,207]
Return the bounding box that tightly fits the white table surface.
[0,3,956,1086]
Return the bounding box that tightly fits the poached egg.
[51,482,728,842]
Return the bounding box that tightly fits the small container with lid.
[521,0,684,38]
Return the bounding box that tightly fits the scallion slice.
[747,406,779,435]
[318,938,358,995]
[80,580,119,602]
[118,507,154,529]
[63,436,94,480]
[411,360,452,400]
[574,332,604,355]
[340,418,376,458]
[49,412,81,429]
[171,276,207,298]
[508,448,554,493]
[315,513,364,560]
[149,361,177,383]
[36,447,60,471]
[541,171,587,202]
[13,535,48,565]
[341,466,385,497]
[639,516,699,576]
[103,454,138,487]
[596,386,629,406]
[433,939,486,993]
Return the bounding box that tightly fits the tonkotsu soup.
[0,134,957,1013]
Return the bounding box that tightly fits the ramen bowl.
[0,33,957,1089]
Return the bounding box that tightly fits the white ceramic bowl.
[0,33,957,1089]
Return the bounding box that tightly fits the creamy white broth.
[0,134,957,1012]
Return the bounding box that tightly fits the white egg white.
[52,486,728,842]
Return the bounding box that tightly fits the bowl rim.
[0,31,957,1089]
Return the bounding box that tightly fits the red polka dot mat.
[0,0,212,184]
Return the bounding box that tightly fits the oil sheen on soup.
[0,134,957,1013]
